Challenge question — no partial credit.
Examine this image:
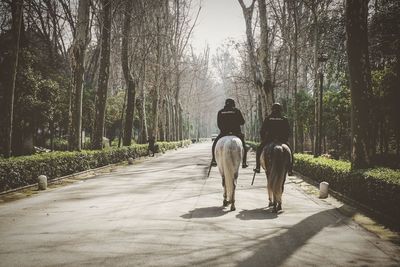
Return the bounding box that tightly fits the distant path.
[0,142,399,266]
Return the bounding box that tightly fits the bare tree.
[69,0,90,151]
[92,0,112,149]
[257,0,274,113]
[121,0,136,146]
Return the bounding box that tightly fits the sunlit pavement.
[0,142,399,267]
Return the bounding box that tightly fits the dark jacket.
[260,113,290,143]
[217,106,245,134]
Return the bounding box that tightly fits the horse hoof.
[276,204,282,212]
[268,201,274,207]
[230,205,236,211]
[272,207,277,213]
[223,200,229,207]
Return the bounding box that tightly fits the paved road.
[0,142,399,267]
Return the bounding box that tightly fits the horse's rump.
[215,136,243,203]
[261,142,291,174]
[261,142,291,210]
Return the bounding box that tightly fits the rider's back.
[261,115,290,143]
[217,107,244,134]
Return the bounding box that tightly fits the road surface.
[0,142,399,266]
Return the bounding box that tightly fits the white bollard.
[37,175,47,190]
[319,181,329,198]
[128,157,134,165]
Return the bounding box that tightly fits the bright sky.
[189,0,249,56]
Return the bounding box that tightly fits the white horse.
[215,135,243,211]
[261,142,291,213]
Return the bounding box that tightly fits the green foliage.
[294,90,314,133]
[322,86,351,159]
[361,168,400,185]
[45,138,69,151]
[106,90,125,130]
[0,140,192,192]
[104,90,125,141]
[294,153,400,224]
[246,141,259,151]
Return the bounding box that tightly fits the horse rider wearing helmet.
[253,102,293,174]
[211,98,248,168]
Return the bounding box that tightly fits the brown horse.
[260,142,292,213]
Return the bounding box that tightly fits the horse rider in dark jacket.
[211,98,248,168]
[253,103,293,174]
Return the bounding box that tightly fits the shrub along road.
[0,142,399,266]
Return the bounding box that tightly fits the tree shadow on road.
[236,208,278,220]
[181,206,229,219]
[237,207,356,267]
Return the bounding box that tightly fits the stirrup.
[211,160,217,167]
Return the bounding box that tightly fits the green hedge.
[0,140,191,193]
[294,153,400,225]
[245,141,259,151]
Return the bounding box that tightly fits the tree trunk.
[165,97,170,141]
[4,0,23,158]
[150,13,163,141]
[93,0,111,149]
[179,103,183,140]
[238,0,268,119]
[292,1,299,153]
[69,0,90,151]
[121,0,136,146]
[118,90,127,147]
[174,71,180,141]
[159,99,166,141]
[311,4,320,157]
[137,71,148,144]
[171,102,176,141]
[345,0,372,169]
[258,0,274,114]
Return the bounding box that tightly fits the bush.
[0,140,191,193]
[44,138,69,151]
[294,153,400,225]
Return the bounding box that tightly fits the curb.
[0,163,120,196]
[0,144,192,196]
[293,171,400,235]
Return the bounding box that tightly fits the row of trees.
[0,0,398,170]
[212,0,398,169]
[0,0,220,157]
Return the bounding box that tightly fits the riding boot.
[211,148,217,167]
[242,148,248,168]
[211,134,222,166]
[285,142,294,175]
[253,144,262,173]
[237,133,248,168]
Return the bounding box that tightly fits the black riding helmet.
[225,98,235,108]
[272,102,282,114]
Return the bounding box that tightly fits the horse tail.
[270,145,287,203]
[219,138,242,202]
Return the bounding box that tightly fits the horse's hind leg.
[274,180,284,212]
[267,179,274,207]
[230,183,236,211]
[222,176,229,206]
[223,186,228,207]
